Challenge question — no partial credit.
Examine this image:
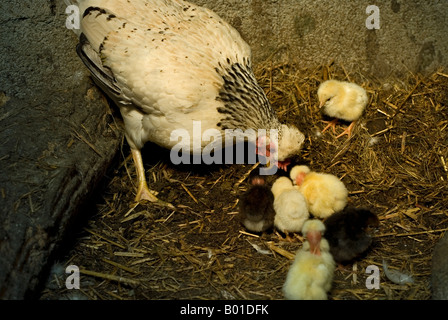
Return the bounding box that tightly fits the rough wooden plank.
[0,93,122,299]
[0,0,122,299]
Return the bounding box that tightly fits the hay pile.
[40,62,448,300]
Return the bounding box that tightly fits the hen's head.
[256,124,305,171]
[277,124,305,162]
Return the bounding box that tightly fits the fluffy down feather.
[271,177,309,233]
[324,207,379,264]
[317,79,368,138]
[283,219,335,300]
[317,79,368,122]
[238,175,275,233]
[290,165,348,219]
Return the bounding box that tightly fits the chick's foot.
[321,119,339,134]
[335,121,356,139]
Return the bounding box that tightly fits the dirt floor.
[39,61,448,300]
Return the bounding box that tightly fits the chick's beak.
[318,100,324,108]
[295,172,306,186]
[306,230,322,256]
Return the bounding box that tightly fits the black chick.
[324,207,379,264]
[238,175,275,233]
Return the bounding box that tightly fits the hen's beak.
[255,136,270,157]
[257,137,281,169]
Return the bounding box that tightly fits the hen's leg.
[131,149,175,208]
[132,148,158,202]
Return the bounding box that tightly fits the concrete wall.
[194,0,448,78]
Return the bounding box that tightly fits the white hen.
[271,176,309,234]
[66,0,305,204]
[317,79,368,138]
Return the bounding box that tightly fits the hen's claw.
[132,148,175,209]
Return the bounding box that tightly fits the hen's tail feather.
[76,33,121,98]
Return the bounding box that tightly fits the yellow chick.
[283,219,336,300]
[317,79,368,138]
[271,176,310,234]
[290,165,348,219]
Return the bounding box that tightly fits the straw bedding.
[40,61,448,300]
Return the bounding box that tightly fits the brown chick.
[238,175,275,233]
[324,207,379,264]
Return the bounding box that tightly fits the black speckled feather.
[216,62,279,131]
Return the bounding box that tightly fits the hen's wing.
[77,1,257,149]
